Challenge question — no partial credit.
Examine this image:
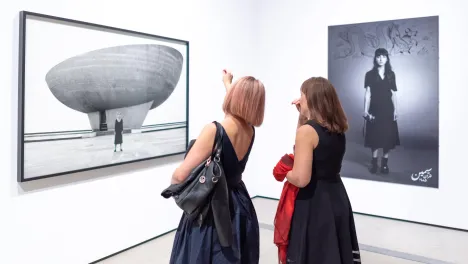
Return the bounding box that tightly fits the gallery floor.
[95,198,468,264]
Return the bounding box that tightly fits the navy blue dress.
[169,125,260,264]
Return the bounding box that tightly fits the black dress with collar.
[364,69,400,150]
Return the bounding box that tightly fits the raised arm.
[223,69,233,92]
[171,123,216,184]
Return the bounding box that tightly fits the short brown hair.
[300,77,348,133]
[222,76,265,127]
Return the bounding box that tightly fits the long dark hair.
[372,48,394,81]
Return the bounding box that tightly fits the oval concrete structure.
[45,44,184,113]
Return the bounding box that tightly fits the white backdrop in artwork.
[24,16,187,134]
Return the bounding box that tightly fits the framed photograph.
[17,11,189,182]
[328,16,439,188]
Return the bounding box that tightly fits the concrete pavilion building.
[44,44,184,134]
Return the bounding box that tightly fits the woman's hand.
[280,154,294,167]
[222,69,233,91]
[393,111,398,121]
[363,111,375,121]
[293,98,308,128]
[291,98,301,112]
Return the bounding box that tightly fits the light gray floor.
[23,127,186,179]
[96,198,468,264]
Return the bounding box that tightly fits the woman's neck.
[225,114,249,127]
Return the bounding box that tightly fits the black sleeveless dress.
[169,125,260,264]
[286,120,361,264]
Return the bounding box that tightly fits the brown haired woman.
[285,77,361,264]
[169,70,265,264]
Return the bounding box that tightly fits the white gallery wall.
[0,0,260,263]
[2,0,468,263]
[250,0,468,231]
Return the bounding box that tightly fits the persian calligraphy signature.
[411,168,432,182]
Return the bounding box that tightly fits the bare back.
[218,116,255,186]
[220,117,255,162]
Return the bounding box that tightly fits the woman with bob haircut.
[169,70,265,264]
[285,77,361,264]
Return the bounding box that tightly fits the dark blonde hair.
[300,77,348,133]
[222,76,265,127]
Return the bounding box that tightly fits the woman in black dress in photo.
[114,112,123,152]
[287,77,360,264]
[363,48,400,174]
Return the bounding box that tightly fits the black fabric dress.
[114,119,123,145]
[364,69,400,150]
[286,120,361,264]
[169,125,260,264]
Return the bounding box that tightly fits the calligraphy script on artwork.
[411,168,432,182]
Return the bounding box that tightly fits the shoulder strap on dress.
[305,119,320,129]
[305,119,325,137]
[247,125,256,151]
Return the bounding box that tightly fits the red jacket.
[272,154,299,264]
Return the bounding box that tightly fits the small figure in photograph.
[114,112,124,152]
[363,48,400,174]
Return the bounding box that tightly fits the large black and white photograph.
[328,16,439,188]
[18,12,189,181]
